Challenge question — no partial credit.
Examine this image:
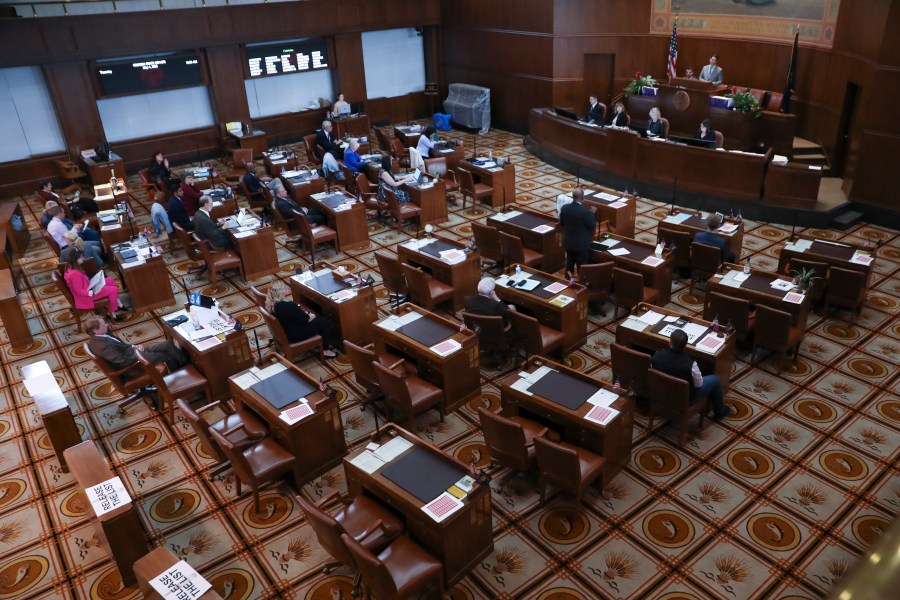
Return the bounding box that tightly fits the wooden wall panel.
[334,34,366,103]
[441,0,554,33]
[42,62,104,155]
[206,45,251,126]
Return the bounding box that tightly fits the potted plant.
[727,87,761,113]
[626,71,658,96]
[791,267,820,292]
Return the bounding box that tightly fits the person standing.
[559,188,596,278]
[699,54,723,86]
[651,329,728,420]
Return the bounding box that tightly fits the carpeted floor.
[1,126,898,600]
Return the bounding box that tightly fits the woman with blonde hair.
[265,280,338,358]
[647,107,665,137]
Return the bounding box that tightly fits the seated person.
[179,173,203,216]
[647,107,665,137]
[62,249,125,317]
[610,101,629,127]
[273,186,326,226]
[684,66,697,80]
[415,125,437,159]
[464,278,511,323]
[332,93,350,116]
[316,120,344,160]
[166,185,194,231]
[148,151,173,189]
[40,200,100,242]
[38,180,98,216]
[694,119,716,143]
[694,214,735,263]
[193,195,233,250]
[150,191,173,236]
[47,206,104,264]
[652,329,728,420]
[342,138,366,173]
[241,162,274,194]
[584,94,605,124]
[265,281,338,358]
[377,154,415,205]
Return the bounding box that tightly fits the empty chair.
[498,231,543,269]
[507,310,565,360]
[462,312,510,367]
[55,159,87,193]
[400,263,454,311]
[533,436,606,506]
[612,267,659,319]
[656,227,692,275]
[714,130,724,148]
[53,271,110,332]
[457,167,492,209]
[424,157,460,201]
[293,208,337,264]
[372,360,444,426]
[659,117,670,138]
[303,133,322,164]
[787,258,828,304]
[478,407,547,492]
[138,168,160,201]
[824,267,867,315]
[134,348,211,424]
[375,251,407,309]
[752,304,805,374]
[383,187,421,229]
[471,222,503,271]
[689,242,723,293]
[177,398,268,480]
[173,223,205,274]
[259,305,325,362]
[192,234,244,283]
[209,426,296,515]
[342,532,445,600]
[703,291,755,342]
[343,341,411,407]
[84,342,154,414]
[579,261,614,315]
[609,343,651,399]
[389,138,411,168]
[647,368,708,444]
[374,127,392,154]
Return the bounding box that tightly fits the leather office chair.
[192,234,244,284]
[609,342,651,399]
[342,532,445,600]
[138,168,160,201]
[269,199,299,236]
[824,266,867,315]
[239,178,270,215]
[689,241,723,293]
[579,261,614,315]
[372,360,444,426]
[84,342,156,414]
[659,117,670,138]
[498,231,543,269]
[383,187,421,229]
[400,263,454,311]
[703,291,755,342]
[389,138,411,168]
[293,208,337,264]
[177,398,267,480]
[248,285,267,308]
[612,267,659,319]
[303,134,322,165]
[209,426,296,515]
[375,251,407,309]
[55,159,87,193]
[231,149,254,170]
[52,270,111,332]
[765,92,784,112]
[656,227,692,275]
[507,310,565,361]
[344,341,403,404]
[462,312,511,367]
[533,436,606,507]
[424,157,460,201]
[647,368,708,444]
[748,88,768,106]
[457,167,492,210]
[714,130,725,149]
[341,164,358,197]
[752,304,805,374]
[788,258,828,305]
[374,127,392,153]
[172,224,204,276]
[134,348,211,425]
[355,173,387,222]
[472,222,503,271]
[297,493,404,595]
[258,305,325,362]
[477,407,547,492]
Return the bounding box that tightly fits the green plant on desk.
[727,87,761,113]
[791,267,820,292]
[625,72,658,95]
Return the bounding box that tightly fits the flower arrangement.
[626,71,657,95]
[727,87,761,113]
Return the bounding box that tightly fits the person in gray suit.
[193,195,234,250]
[85,316,188,378]
[699,54,723,86]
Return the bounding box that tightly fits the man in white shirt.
[47,206,105,264]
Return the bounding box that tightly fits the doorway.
[583,54,616,108]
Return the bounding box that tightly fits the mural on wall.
[651,0,841,48]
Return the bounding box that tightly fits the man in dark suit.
[316,120,343,159]
[584,95,605,125]
[241,163,273,194]
[273,186,326,226]
[464,278,510,322]
[559,187,596,278]
[85,315,187,380]
[651,329,727,420]
[194,195,233,250]
[166,186,193,231]
[694,214,735,263]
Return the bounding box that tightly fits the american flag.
[667,17,678,80]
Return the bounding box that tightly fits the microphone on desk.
[253,328,263,365]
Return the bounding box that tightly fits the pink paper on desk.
[783,292,805,304]
[641,256,664,267]
[532,224,555,234]
[584,405,619,426]
[422,492,464,522]
[194,337,222,350]
[430,339,462,356]
[543,282,567,294]
[609,201,628,208]
[850,253,873,266]
[280,403,313,424]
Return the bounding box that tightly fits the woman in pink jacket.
[63,250,123,317]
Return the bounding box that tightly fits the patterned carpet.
[1,126,898,600]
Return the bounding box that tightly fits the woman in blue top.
[343,139,366,173]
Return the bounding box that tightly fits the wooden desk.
[463,161,515,209]
[0,268,33,350]
[372,305,480,414]
[308,190,369,251]
[24,361,80,470]
[581,189,637,238]
[229,356,346,485]
[487,207,564,272]
[394,125,423,148]
[81,152,126,187]
[92,179,134,212]
[396,235,480,311]
[493,265,588,356]
[288,268,378,345]
[261,150,299,177]
[280,170,326,204]
[343,425,493,587]
[614,303,736,392]
[657,211,744,259]
[406,180,448,226]
[429,142,465,172]
[229,129,268,157]
[223,218,280,281]
[707,264,811,329]
[63,441,149,586]
[0,200,31,258]
[763,163,821,209]
[98,223,132,255]
[499,357,634,486]
[335,114,371,139]
[163,309,254,401]
[134,547,223,600]
[590,234,675,305]
[777,236,875,290]
[115,250,175,314]
[209,197,239,221]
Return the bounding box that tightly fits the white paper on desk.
[529,365,554,383]
[599,238,620,247]
[231,372,260,390]
[663,315,679,322]
[657,324,678,338]
[696,334,726,354]
[24,372,58,397]
[422,492,464,523]
[282,169,301,178]
[439,249,466,265]
[93,193,114,202]
[333,203,352,212]
[610,201,628,209]
[641,256,664,267]
[85,476,131,517]
[372,436,412,463]
[194,336,222,351]
[620,316,649,332]
[586,388,619,408]
[397,311,423,326]
[272,159,287,165]
[490,210,522,222]
[121,258,145,269]
[718,271,742,288]
[595,191,619,201]
[149,559,211,600]
[850,252,874,266]
[439,148,454,154]
[233,230,255,238]
[533,224,555,234]
[311,192,327,200]
[681,323,709,344]
[638,310,665,326]
[100,224,122,231]
[350,451,386,474]
[513,278,540,291]
[663,212,692,224]
[608,247,630,256]
[330,289,357,303]
[257,362,288,380]
[509,378,533,395]
[718,223,739,234]
[769,278,793,291]
[583,405,619,426]
[376,316,403,331]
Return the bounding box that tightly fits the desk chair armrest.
[356,518,387,544]
[525,427,550,447]
[196,399,236,416]
[312,489,348,508]
[385,357,412,376]
[219,422,249,440]
[206,240,228,253]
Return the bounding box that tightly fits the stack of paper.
[583,405,619,426]
[770,279,794,291]
[439,249,466,264]
[549,295,575,307]
[280,402,313,425]
[544,282,567,294]
[663,212,692,224]
[598,238,620,248]
[595,191,620,202]
[431,338,462,356]
[586,388,619,408]
[608,247,630,256]
[642,256,664,266]
[490,210,522,222]
[696,334,726,354]
[620,316,649,332]
[372,437,413,462]
[422,492,464,522]
[532,224,555,234]
[784,239,813,253]
[783,292,805,304]
[850,252,874,266]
